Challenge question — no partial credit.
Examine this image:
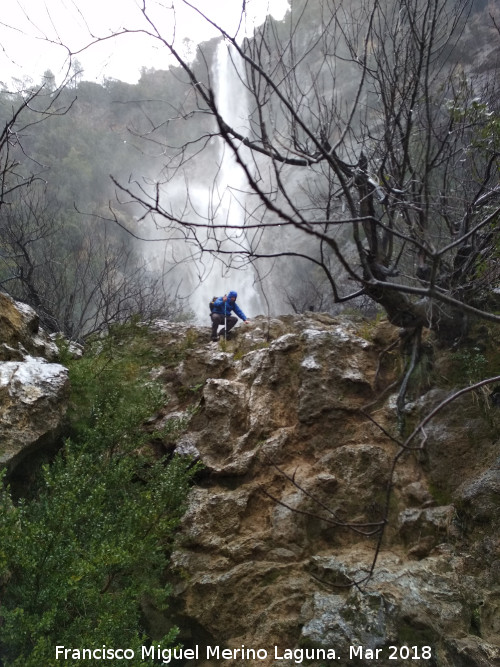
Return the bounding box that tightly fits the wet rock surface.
[3,306,498,664]
[148,314,500,666]
[0,293,69,473]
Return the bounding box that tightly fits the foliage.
[0,323,199,666]
[0,77,187,340]
[0,182,184,340]
[452,348,488,386]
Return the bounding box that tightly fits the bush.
[0,322,198,666]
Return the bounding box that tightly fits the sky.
[0,0,290,87]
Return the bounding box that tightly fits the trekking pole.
[224,312,227,342]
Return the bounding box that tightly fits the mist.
[1,0,497,338]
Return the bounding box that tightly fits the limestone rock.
[146,313,499,663]
[456,458,500,526]
[0,356,69,470]
[0,292,59,361]
[0,294,69,472]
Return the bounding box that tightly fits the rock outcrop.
[148,314,500,666]
[0,293,69,473]
[3,301,497,665]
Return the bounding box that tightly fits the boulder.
[0,292,59,361]
[0,294,69,472]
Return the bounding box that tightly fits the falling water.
[139,39,265,324]
[187,40,263,322]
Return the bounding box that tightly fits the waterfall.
[188,40,263,323]
[140,40,265,324]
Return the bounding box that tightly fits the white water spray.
[188,40,263,322]
[139,40,266,324]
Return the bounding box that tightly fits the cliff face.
[2,303,498,665]
[148,314,500,667]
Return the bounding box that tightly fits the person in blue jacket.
[210,290,250,341]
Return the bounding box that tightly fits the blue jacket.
[212,296,247,321]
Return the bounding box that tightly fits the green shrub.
[452,348,488,386]
[0,322,199,666]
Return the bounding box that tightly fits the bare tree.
[0,76,186,340]
[1,0,496,593]
[0,80,74,205]
[106,0,499,344]
[16,0,494,591]
[0,184,184,340]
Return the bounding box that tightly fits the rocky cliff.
[1,300,499,666]
[147,314,499,667]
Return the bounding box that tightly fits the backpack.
[209,296,218,313]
